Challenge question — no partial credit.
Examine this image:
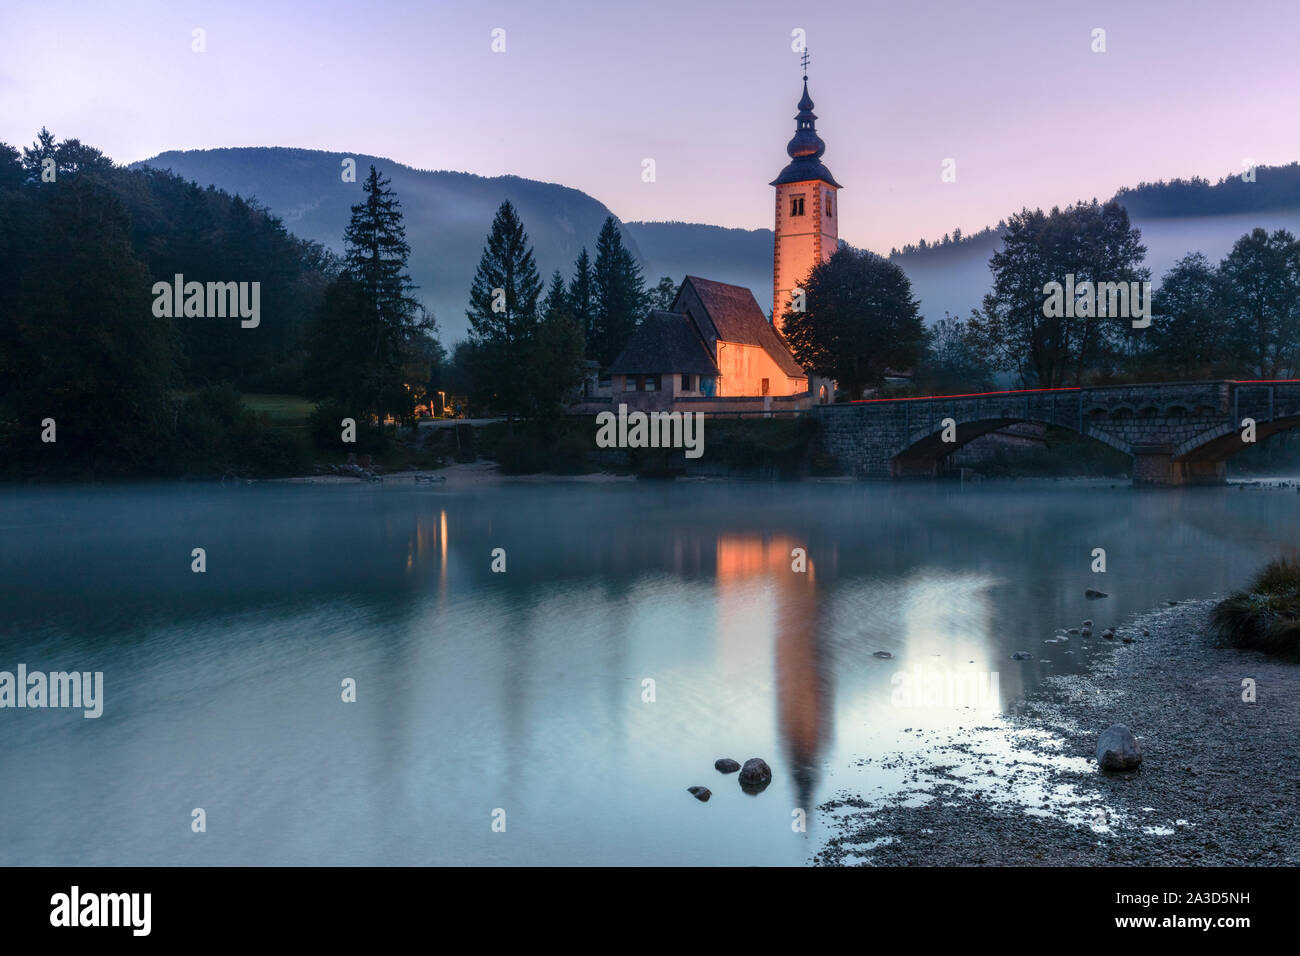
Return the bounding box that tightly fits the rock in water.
[687,786,712,802]
[714,758,741,774]
[872,650,893,659]
[1085,589,1109,599]
[1096,724,1142,771]
[1102,628,1115,640]
[738,758,772,794]
[1011,651,1033,660]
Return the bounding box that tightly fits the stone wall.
[812,381,1300,485]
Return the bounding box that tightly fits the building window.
[625,377,636,391]
[681,374,692,391]
[826,193,833,217]
[645,374,659,392]
[790,195,805,216]
[761,378,770,396]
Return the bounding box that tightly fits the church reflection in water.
[715,534,831,821]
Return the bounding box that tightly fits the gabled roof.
[677,276,806,379]
[609,310,720,377]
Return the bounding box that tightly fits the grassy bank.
[1210,556,1300,659]
[476,415,825,479]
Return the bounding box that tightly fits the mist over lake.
[2,479,1295,865]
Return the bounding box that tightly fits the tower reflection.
[716,534,831,823]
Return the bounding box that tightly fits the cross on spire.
[801,48,810,79]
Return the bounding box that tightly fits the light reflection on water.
[0,479,1297,865]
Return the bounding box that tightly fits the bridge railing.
[1231,381,1300,425]
[869,389,1087,441]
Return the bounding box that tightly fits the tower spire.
[770,50,841,336]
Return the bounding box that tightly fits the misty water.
[2,479,1297,866]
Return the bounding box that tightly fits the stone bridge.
[813,380,1300,485]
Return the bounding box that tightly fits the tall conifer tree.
[567,247,595,355]
[465,200,543,427]
[591,217,648,369]
[307,165,433,420]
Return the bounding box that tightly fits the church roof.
[609,310,720,376]
[677,276,806,379]
[770,78,842,188]
[770,158,842,188]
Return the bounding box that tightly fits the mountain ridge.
[134,148,1300,340]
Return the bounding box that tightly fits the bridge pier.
[1131,444,1226,487]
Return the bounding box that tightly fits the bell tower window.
[790,195,805,217]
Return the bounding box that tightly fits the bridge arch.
[888,414,1130,478]
[1174,414,1300,464]
[813,381,1300,484]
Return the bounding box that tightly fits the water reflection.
[717,534,830,821]
[2,481,1300,865]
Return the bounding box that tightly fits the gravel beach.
[815,600,1300,866]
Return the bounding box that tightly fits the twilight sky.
[2,0,1298,253]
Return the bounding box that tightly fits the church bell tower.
[771,56,840,334]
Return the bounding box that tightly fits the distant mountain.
[134,148,644,343]
[134,148,781,342]
[890,163,1300,322]
[623,220,773,310]
[136,149,1300,339]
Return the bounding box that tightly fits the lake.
[1,478,1297,865]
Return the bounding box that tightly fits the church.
[605,69,840,413]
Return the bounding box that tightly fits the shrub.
[494,433,547,474]
[177,385,310,477]
[1209,556,1300,659]
[547,431,598,475]
[308,400,390,454]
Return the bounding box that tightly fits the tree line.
[448,201,672,428]
[0,128,342,477]
[0,127,672,475]
[786,198,1300,397]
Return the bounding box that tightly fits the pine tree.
[542,270,568,319]
[20,127,55,182]
[307,165,433,420]
[525,271,586,427]
[591,216,648,369]
[652,276,678,310]
[465,200,543,427]
[567,247,595,355]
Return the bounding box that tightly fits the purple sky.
[3,0,1298,252]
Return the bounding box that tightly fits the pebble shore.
[815,600,1300,866]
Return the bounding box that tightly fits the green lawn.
[239,393,317,426]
